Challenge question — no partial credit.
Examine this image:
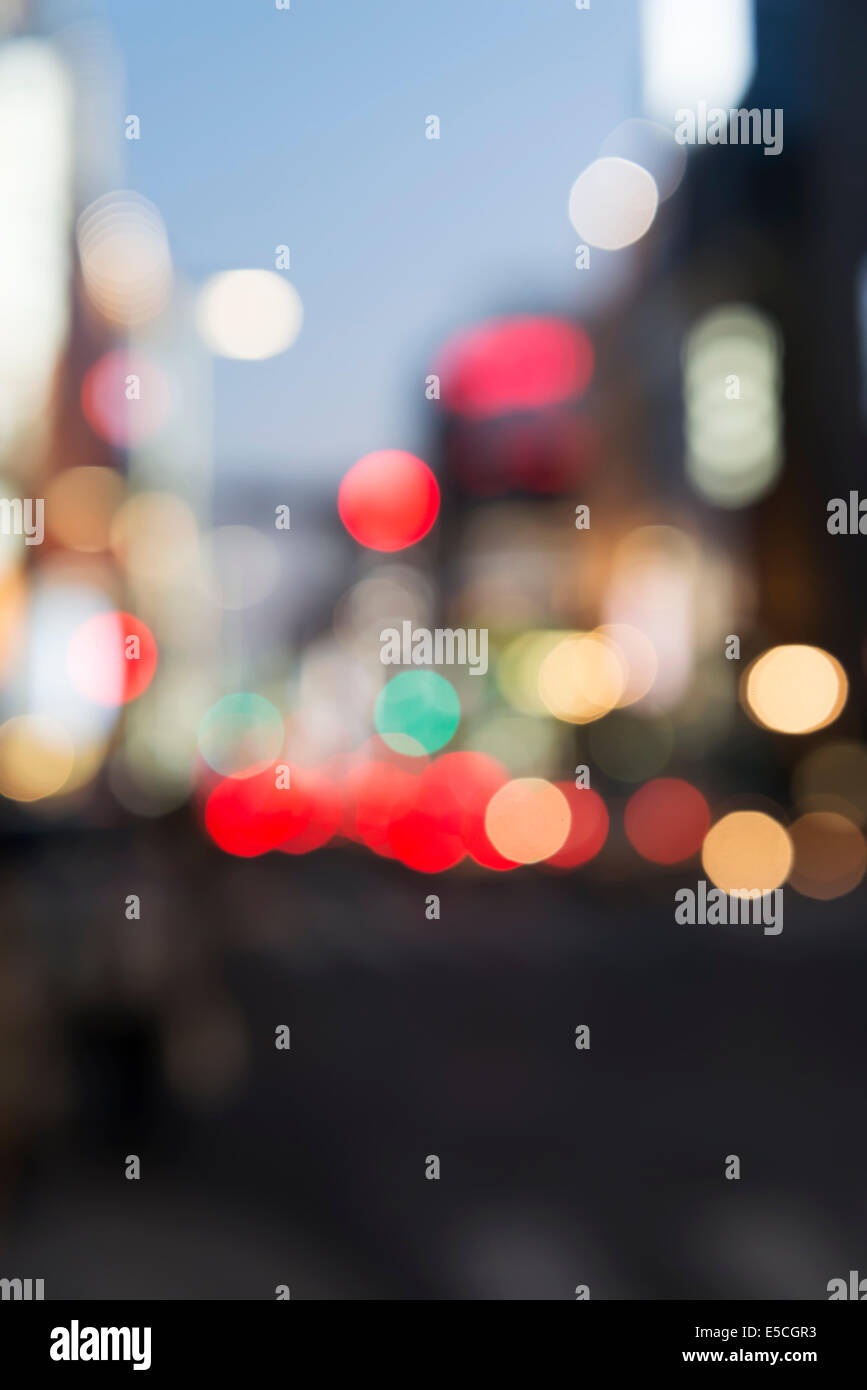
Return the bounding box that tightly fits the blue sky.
[98,0,641,481]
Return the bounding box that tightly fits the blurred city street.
[0,0,866,1302]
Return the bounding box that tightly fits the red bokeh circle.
[547,784,609,868]
[67,610,158,706]
[278,766,342,854]
[206,764,313,858]
[624,777,710,865]
[423,751,518,870]
[338,450,439,552]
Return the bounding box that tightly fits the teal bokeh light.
[374,671,460,755]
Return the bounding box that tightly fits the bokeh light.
[546,784,609,868]
[67,610,158,706]
[433,316,594,418]
[0,564,26,684]
[198,694,285,779]
[624,777,710,864]
[484,778,571,864]
[701,811,793,895]
[603,525,698,710]
[338,450,439,552]
[599,118,686,201]
[744,645,848,735]
[195,269,303,359]
[0,39,71,459]
[44,466,125,553]
[0,714,74,801]
[598,622,658,707]
[788,811,867,900]
[81,349,172,448]
[538,631,625,724]
[111,492,199,584]
[205,763,312,858]
[641,0,755,123]
[423,751,516,870]
[278,766,342,855]
[26,578,123,744]
[76,190,173,326]
[374,670,460,755]
[346,758,419,857]
[497,630,568,716]
[387,766,466,872]
[568,157,659,250]
[683,304,782,507]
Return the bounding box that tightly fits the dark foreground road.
[1,823,865,1300]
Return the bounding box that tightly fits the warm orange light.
[0,715,74,801]
[538,632,625,724]
[45,467,125,553]
[788,812,867,900]
[701,811,793,895]
[484,777,570,864]
[744,645,847,735]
